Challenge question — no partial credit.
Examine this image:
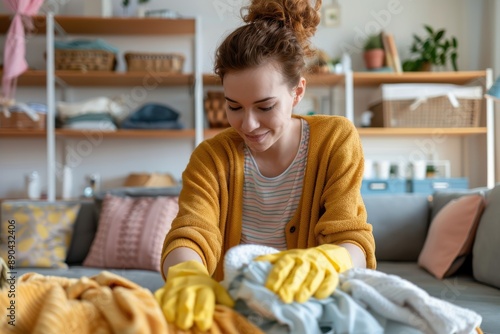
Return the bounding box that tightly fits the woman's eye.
[227,105,241,111]
[259,104,275,112]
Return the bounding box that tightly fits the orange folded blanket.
[166,305,264,334]
[0,270,263,334]
[0,271,167,334]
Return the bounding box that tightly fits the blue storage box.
[409,177,468,195]
[361,179,408,195]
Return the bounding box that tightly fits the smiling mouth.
[245,132,268,142]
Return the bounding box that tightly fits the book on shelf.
[381,31,402,74]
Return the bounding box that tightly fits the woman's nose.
[241,110,259,132]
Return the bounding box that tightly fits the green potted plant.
[363,33,385,70]
[122,0,150,17]
[426,164,437,178]
[402,24,458,72]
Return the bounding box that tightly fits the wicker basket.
[124,52,185,72]
[0,111,46,129]
[54,49,116,71]
[124,173,178,187]
[370,96,482,128]
[204,91,229,128]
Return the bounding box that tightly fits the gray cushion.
[473,185,500,289]
[66,201,99,265]
[431,187,489,220]
[363,194,430,261]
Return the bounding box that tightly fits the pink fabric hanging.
[1,0,44,106]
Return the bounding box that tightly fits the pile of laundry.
[222,244,483,334]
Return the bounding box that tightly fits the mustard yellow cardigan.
[162,115,376,280]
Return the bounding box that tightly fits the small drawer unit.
[361,178,408,195]
[409,177,469,195]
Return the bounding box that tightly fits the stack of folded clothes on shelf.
[57,97,130,131]
[121,103,184,129]
[61,113,117,130]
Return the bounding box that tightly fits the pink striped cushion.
[83,194,178,272]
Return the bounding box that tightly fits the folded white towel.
[339,268,482,334]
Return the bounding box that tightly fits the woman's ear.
[292,77,306,107]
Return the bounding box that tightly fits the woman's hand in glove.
[154,260,234,331]
[254,244,352,303]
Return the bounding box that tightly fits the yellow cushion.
[0,202,81,269]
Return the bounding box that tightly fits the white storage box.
[368,83,483,128]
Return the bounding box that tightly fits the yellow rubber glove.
[154,260,234,331]
[254,244,353,304]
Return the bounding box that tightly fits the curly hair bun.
[243,0,321,57]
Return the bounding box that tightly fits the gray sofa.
[11,186,500,333]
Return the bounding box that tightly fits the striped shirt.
[240,119,310,250]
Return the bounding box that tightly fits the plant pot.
[137,4,148,17]
[419,62,432,72]
[363,49,385,70]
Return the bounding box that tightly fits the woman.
[157,0,376,331]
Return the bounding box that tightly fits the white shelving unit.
[4,14,204,201]
[349,70,494,188]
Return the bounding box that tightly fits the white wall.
[0,0,496,198]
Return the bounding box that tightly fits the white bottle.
[62,166,73,200]
[25,171,41,200]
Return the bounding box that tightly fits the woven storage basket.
[0,112,46,129]
[54,49,116,71]
[124,52,185,72]
[370,96,481,128]
[204,91,229,128]
[124,173,177,187]
[369,84,482,128]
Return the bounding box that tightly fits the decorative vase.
[363,49,385,70]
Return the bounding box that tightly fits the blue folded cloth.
[127,103,180,122]
[54,39,120,54]
[120,103,184,129]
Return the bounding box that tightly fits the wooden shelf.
[357,127,487,136]
[12,70,47,86]
[204,71,484,87]
[353,71,487,86]
[0,15,195,35]
[203,73,345,87]
[3,70,193,87]
[305,73,344,86]
[203,74,221,86]
[0,129,46,138]
[55,71,193,87]
[56,129,196,139]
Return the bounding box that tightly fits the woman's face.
[222,62,305,154]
